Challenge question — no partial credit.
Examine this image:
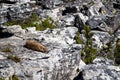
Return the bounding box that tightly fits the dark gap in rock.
[80,5,89,16]
[0,0,16,4]
[62,7,77,15]
[0,29,14,38]
[73,71,84,80]
[113,3,120,9]
[91,27,104,31]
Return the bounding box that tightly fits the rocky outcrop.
[81,57,120,80]
[0,0,120,80]
[0,26,81,80]
[74,57,120,80]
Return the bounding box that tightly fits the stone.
[25,40,48,53]
[3,25,25,36]
[74,15,84,33]
[92,31,111,49]
[75,57,120,80]
[26,27,37,34]
[0,0,120,80]
[0,26,82,80]
[62,15,74,26]
[0,54,6,60]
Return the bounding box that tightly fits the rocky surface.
[0,26,81,80]
[0,0,120,80]
[81,57,120,80]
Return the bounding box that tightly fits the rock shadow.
[73,72,84,80]
[0,28,14,38]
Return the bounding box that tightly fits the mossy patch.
[7,54,20,63]
[88,1,95,5]
[2,47,11,52]
[5,13,57,31]
[114,40,120,65]
[0,78,5,80]
[9,75,19,80]
[75,32,83,44]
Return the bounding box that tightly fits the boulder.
[92,31,111,49]
[76,57,120,80]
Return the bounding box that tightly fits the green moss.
[0,78,5,80]
[114,42,120,65]
[9,75,19,80]
[88,1,95,5]
[7,54,20,63]
[75,32,83,44]
[4,14,57,31]
[38,17,56,31]
[2,47,11,52]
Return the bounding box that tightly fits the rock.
[77,13,88,24]
[86,14,120,33]
[0,53,6,60]
[88,1,104,16]
[76,57,120,80]
[0,26,81,80]
[105,15,120,33]
[3,25,25,37]
[92,31,111,49]
[74,15,84,33]
[0,61,14,78]
[79,60,86,70]
[25,40,48,53]
[0,0,120,80]
[62,15,74,26]
[26,27,37,34]
[86,16,105,30]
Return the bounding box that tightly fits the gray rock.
[92,31,111,49]
[74,15,84,33]
[81,57,120,80]
[0,26,82,80]
[62,14,75,26]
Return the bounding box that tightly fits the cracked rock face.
[0,26,81,80]
[82,57,120,80]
